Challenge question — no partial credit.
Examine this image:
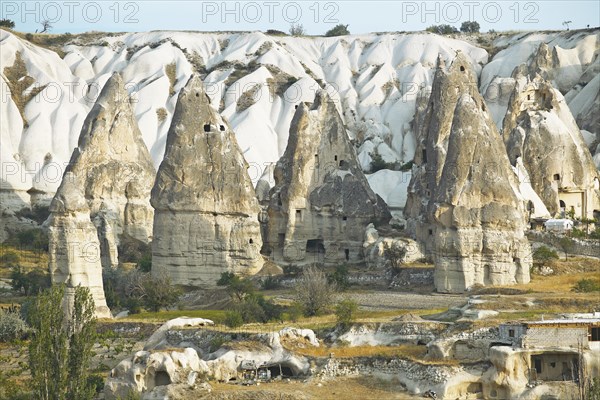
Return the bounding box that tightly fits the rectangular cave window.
[554,174,560,181]
[296,209,302,218]
[315,154,319,164]
[509,329,515,338]
[339,160,343,167]
[527,94,531,101]
[345,249,350,261]
[219,125,225,131]
[334,155,338,161]
[422,149,427,163]
[428,229,433,236]
[342,216,347,221]
[204,124,211,132]
[591,327,600,341]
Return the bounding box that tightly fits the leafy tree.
[294,266,336,316]
[217,272,256,302]
[460,21,480,33]
[335,299,358,328]
[559,237,575,260]
[0,308,30,342]
[140,273,181,312]
[289,23,305,36]
[28,285,97,400]
[384,242,407,273]
[325,24,350,37]
[10,267,50,295]
[0,19,15,29]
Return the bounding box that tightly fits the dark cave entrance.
[306,239,325,254]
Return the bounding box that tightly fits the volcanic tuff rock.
[151,74,263,286]
[502,71,600,219]
[62,72,155,269]
[265,91,390,265]
[47,172,111,318]
[405,52,531,293]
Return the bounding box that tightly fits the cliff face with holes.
[502,66,600,220]
[265,91,390,265]
[47,172,111,318]
[405,53,531,293]
[151,75,263,286]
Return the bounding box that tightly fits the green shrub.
[328,264,350,291]
[261,275,280,290]
[573,279,600,293]
[426,24,459,35]
[137,253,152,272]
[224,311,244,328]
[284,302,304,322]
[335,299,358,328]
[571,228,587,238]
[87,374,104,394]
[0,309,29,342]
[325,24,350,37]
[369,148,397,173]
[532,246,559,266]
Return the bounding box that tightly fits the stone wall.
[529,231,600,258]
[522,326,588,349]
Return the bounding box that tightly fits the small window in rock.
[339,160,343,167]
[591,327,600,341]
[196,92,200,97]
[460,66,465,72]
[550,362,556,368]
[343,216,347,221]
[295,105,298,109]
[334,155,338,161]
[296,210,302,217]
[219,125,225,131]
[553,174,560,181]
[422,149,427,163]
[509,329,515,338]
[249,238,254,244]
[204,124,211,132]
[345,249,350,261]
[481,104,486,112]
[428,229,433,236]
[527,94,531,101]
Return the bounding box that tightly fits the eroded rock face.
[502,73,600,219]
[151,75,263,286]
[265,91,390,265]
[405,52,531,293]
[65,72,155,268]
[47,172,111,318]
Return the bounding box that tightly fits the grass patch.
[123,309,227,324]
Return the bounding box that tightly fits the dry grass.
[156,107,168,123]
[3,51,47,127]
[0,245,48,278]
[165,62,177,96]
[287,343,425,359]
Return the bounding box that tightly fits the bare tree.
[294,266,336,316]
[289,23,305,36]
[562,20,572,30]
[40,19,53,33]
